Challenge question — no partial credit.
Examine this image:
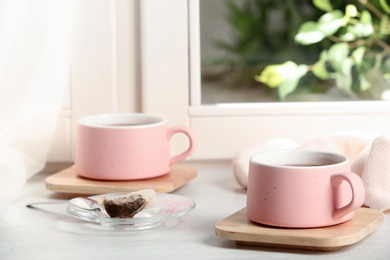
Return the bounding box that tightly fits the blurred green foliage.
[205,0,352,90]
[207,0,390,101]
[255,0,390,100]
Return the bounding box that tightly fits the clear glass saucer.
[66,192,195,230]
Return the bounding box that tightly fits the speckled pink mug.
[74,113,195,180]
[246,150,365,228]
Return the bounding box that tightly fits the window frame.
[142,0,390,160]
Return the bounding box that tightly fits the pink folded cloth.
[352,135,390,211]
[232,132,390,212]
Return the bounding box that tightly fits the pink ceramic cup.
[74,113,195,180]
[246,150,365,228]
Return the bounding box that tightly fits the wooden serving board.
[45,164,197,196]
[215,207,384,252]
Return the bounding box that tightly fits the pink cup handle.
[167,126,195,165]
[331,172,365,219]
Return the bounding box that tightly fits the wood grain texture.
[215,207,384,252]
[45,164,197,195]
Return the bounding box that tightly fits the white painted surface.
[3,161,390,259]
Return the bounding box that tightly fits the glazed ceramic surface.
[246,150,365,228]
[75,113,195,180]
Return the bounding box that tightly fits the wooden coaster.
[45,164,197,195]
[215,207,384,252]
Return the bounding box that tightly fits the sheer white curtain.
[0,0,73,204]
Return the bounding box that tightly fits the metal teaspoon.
[26,197,102,212]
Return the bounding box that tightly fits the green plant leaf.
[345,4,358,18]
[255,62,309,100]
[255,66,283,88]
[255,61,300,88]
[316,10,345,36]
[380,14,389,34]
[295,10,345,45]
[360,10,372,23]
[313,0,333,12]
[345,23,373,38]
[328,43,349,72]
[380,0,390,14]
[359,10,374,37]
[295,21,326,45]
[358,74,371,91]
[352,46,366,67]
[278,65,309,100]
[313,50,331,80]
[312,61,330,80]
[333,58,353,94]
[339,28,357,41]
[278,80,299,101]
[319,50,328,62]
